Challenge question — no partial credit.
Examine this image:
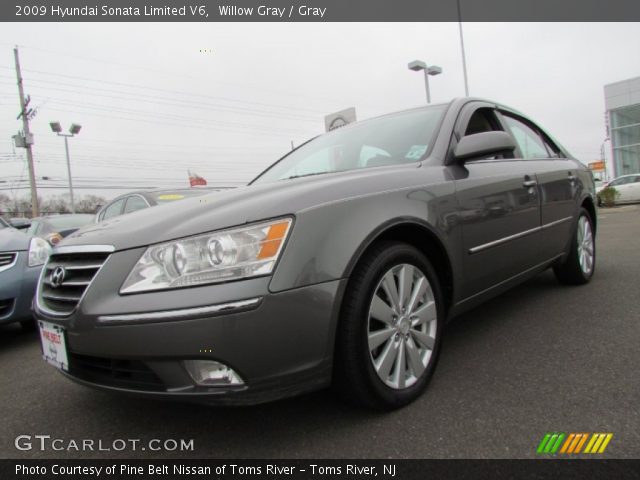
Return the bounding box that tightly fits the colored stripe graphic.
[560,433,575,453]
[539,433,614,454]
[537,433,566,454]
[537,434,552,454]
[585,433,614,453]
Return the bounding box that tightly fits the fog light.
[183,360,244,386]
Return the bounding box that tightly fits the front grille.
[0,252,17,270]
[68,352,166,391]
[0,298,14,318]
[40,251,110,315]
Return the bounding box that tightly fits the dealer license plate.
[38,321,69,371]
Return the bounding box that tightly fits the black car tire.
[334,241,444,410]
[553,208,596,285]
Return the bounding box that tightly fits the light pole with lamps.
[50,121,81,213]
[408,60,442,104]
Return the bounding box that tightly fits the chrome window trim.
[0,251,18,273]
[469,216,573,255]
[34,245,114,319]
[97,297,262,325]
[123,194,152,213]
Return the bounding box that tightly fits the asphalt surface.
[1,206,639,459]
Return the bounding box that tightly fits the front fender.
[268,177,459,293]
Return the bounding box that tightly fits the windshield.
[252,105,447,184]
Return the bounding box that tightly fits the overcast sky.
[1,22,639,202]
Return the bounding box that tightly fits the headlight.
[120,218,293,294]
[28,237,52,267]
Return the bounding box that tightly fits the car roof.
[107,188,215,202]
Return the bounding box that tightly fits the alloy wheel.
[367,263,437,389]
[577,216,594,275]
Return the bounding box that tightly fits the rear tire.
[334,241,444,410]
[553,208,595,285]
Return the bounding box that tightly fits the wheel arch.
[581,195,597,234]
[343,219,455,317]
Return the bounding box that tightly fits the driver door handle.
[522,178,537,188]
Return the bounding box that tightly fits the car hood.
[0,227,31,252]
[62,163,425,252]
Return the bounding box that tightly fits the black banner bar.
[2,0,640,22]
[3,459,640,480]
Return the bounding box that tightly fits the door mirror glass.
[454,131,516,161]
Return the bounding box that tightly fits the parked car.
[95,189,217,222]
[596,173,640,206]
[27,214,95,246]
[34,98,597,409]
[1,220,51,329]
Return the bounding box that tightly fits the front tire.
[553,208,596,285]
[335,242,444,410]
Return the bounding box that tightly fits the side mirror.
[454,131,516,161]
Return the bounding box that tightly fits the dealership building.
[604,76,640,177]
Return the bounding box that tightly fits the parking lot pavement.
[1,206,638,459]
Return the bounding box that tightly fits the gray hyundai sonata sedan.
[34,98,597,409]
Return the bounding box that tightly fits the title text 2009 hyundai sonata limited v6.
[34,98,597,410]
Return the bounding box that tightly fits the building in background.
[605,76,640,177]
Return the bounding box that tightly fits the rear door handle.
[523,178,537,188]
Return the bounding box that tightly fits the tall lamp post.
[50,121,81,213]
[408,60,442,104]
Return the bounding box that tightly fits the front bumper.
[34,250,346,404]
[0,252,41,325]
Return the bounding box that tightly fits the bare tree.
[76,195,107,214]
[41,195,71,215]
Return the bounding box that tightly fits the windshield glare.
[252,106,446,184]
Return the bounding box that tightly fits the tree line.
[0,194,107,218]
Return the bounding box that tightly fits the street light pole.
[408,60,443,104]
[423,69,432,104]
[50,122,81,214]
[63,136,75,213]
[457,0,470,96]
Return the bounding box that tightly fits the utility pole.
[13,46,39,217]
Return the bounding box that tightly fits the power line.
[0,77,323,124]
[1,66,327,115]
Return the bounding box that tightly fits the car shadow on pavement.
[0,322,39,351]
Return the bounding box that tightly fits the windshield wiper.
[281,171,330,181]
